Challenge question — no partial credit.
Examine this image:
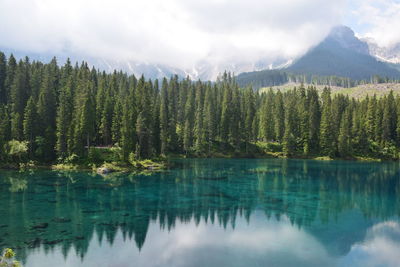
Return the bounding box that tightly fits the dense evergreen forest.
[236,69,400,90]
[0,52,400,165]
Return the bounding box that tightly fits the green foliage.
[0,248,22,267]
[7,140,28,161]
[88,147,102,164]
[0,52,399,166]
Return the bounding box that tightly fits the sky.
[0,0,399,70]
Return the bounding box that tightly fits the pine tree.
[111,99,123,145]
[0,105,10,160]
[160,78,169,155]
[230,86,241,149]
[0,52,6,104]
[274,91,285,142]
[397,96,400,145]
[120,98,136,160]
[283,97,296,156]
[74,94,96,155]
[23,97,38,156]
[194,82,204,152]
[244,87,255,144]
[320,88,335,157]
[365,95,377,142]
[136,111,150,159]
[298,86,309,154]
[37,64,58,160]
[5,54,17,104]
[55,79,73,157]
[338,109,352,157]
[220,82,232,147]
[152,93,161,155]
[183,85,195,154]
[10,59,30,139]
[135,78,152,159]
[259,89,275,141]
[374,101,383,143]
[10,111,22,141]
[0,50,399,163]
[381,91,397,144]
[306,87,320,154]
[167,75,178,151]
[100,94,113,145]
[203,84,216,154]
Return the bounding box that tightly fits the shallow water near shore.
[0,158,400,267]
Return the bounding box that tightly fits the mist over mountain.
[286,26,400,80]
[362,38,400,65]
[3,25,400,83]
[236,26,400,88]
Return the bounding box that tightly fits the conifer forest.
[0,52,400,165]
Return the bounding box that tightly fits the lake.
[0,158,399,267]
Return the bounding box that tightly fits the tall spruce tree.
[338,109,352,157]
[320,88,335,157]
[0,52,6,104]
[23,97,38,157]
[160,78,169,155]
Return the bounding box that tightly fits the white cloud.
[0,0,346,71]
[340,221,400,267]
[24,213,336,267]
[351,0,400,47]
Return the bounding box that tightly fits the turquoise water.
[0,159,400,267]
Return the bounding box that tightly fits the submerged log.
[196,176,228,181]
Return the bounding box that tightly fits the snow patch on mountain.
[362,37,400,64]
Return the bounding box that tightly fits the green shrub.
[0,248,22,267]
[88,147,102,164]
[62,154,79,164]
[6,140,28,162]
[110,146,123,162]
[265,143,283,152]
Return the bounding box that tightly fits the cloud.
[24,213,335,267]
[340,221,400,267]
[0,0,346,70]
[351,0,400,47]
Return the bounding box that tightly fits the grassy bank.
[1,142,397,173]
[0,146,168,174]
[170,141,397,162]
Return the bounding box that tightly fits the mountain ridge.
[2,25,400,82]
[237,25,400,88]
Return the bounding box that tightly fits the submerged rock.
[52,217,71,223]
[43,239,63,245]
[97,167,114,175]
[30,223,49,230]
[25,237,41,248]
[82,209,104,214]
[196,176,228,181]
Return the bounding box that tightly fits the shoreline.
[0,154,395,173]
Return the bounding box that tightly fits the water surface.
[0,159,399,267]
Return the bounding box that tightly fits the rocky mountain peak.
[327,25,369,55]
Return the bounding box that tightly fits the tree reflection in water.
[0,159,399,266]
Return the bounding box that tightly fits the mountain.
[362,37,400,64]
[0,46,291,81]
[328,26,369,55]
[237,26,400,88]
[3,25,400,83]
[0,46,190,80]
[286,26,400,80]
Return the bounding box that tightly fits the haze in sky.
[0,0,399,70]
